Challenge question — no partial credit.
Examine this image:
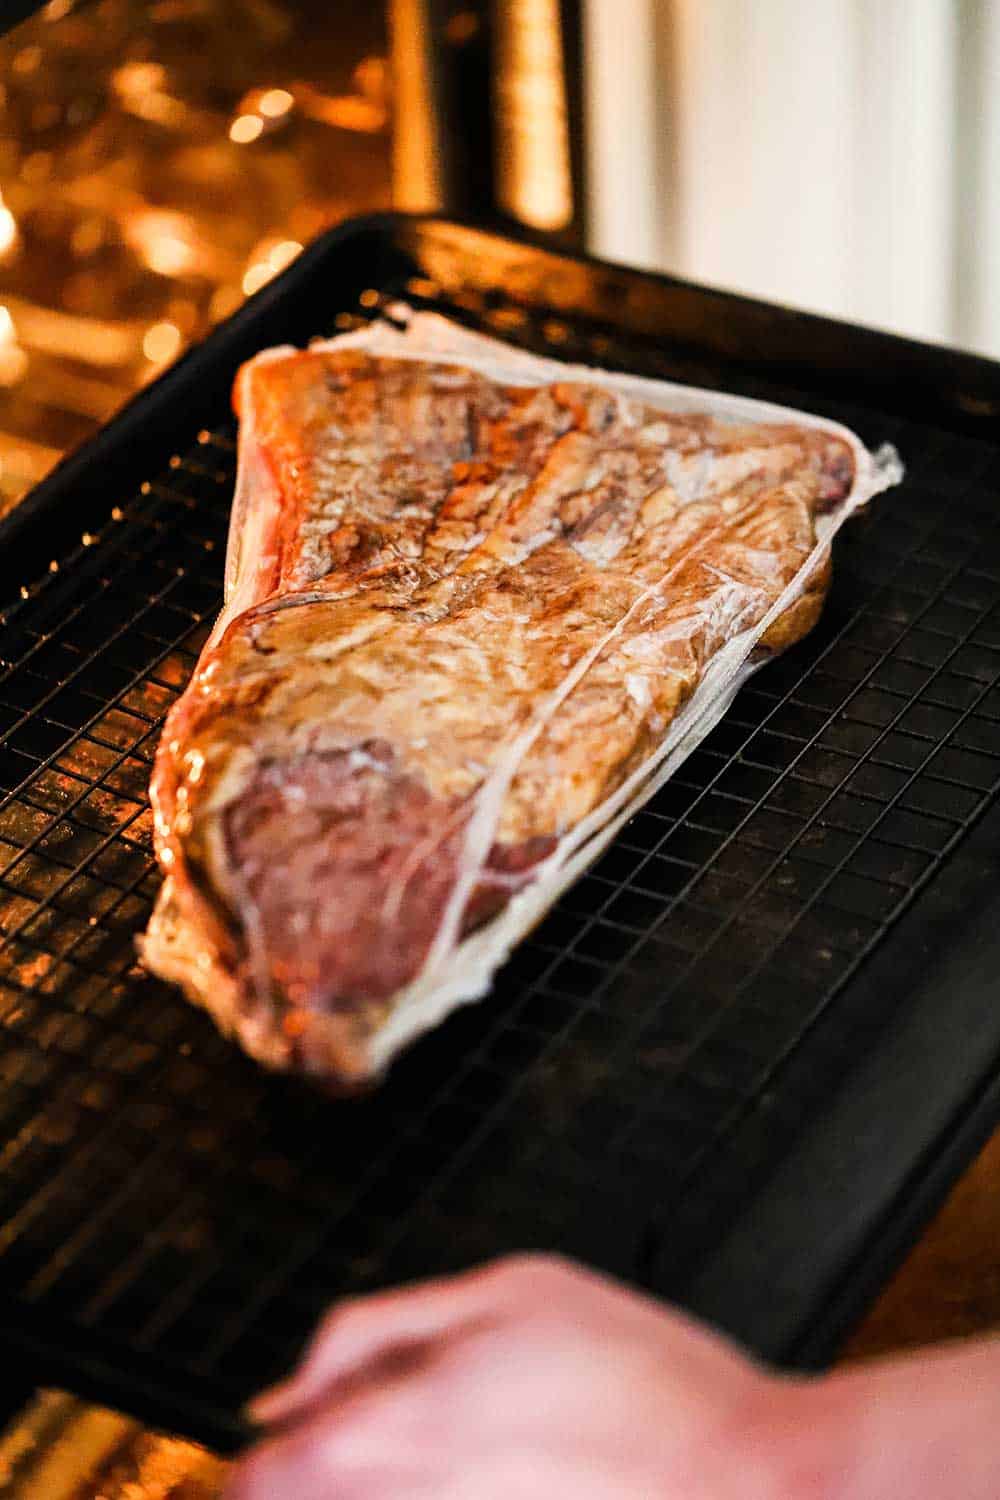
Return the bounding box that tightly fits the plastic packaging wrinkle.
[142,310,903,1080]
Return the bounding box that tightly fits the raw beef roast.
[141,318,891,1086]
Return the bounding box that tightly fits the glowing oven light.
[230,114,264,144]
[259,88,293,118]
[494,0,572,231]
[143,321,183,364]
[242,239,302,296]
[112,61,167,99]
[0,305,28,386]
[0,206,16,257]
[125,210,197,277]
[144,236,191,276]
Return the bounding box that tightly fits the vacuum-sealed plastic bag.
[141,311,903,1084]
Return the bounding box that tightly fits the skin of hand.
[224,1254,1000,1500]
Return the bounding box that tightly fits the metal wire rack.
[2,218,1000,1445]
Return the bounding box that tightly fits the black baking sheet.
[2,215,1000,1449]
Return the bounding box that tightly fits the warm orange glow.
[229,113,264,144]
[112,62,187,127]
[125,210,198,277]
[70,217,105,258]
[0,205,17,258]
[354,55,390,102]
[388,0,442,209]
[143,321,183,363]
[2,299,138,365]
[0,346,29,387]
[259,87,294,117]
[209,284,243,323]
[21,151,52,184]
[269,239,302,271]
[166,297,199,333]
[129,91,188,127]
[0,6,392,519]
[0,1391,229,1496]
[0,433,61,496]
[294,85,386,133]
[32,102,61,132]
[242,263,272,296]
[13,44,42,74]
[16,953,50,984]
[494,0,573,231]
[242,238,302,295]
[112,61,167,98]
[146,238,192,276]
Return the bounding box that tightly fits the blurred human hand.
[223,1253,801,1500]
[225,1252,1000,1499]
